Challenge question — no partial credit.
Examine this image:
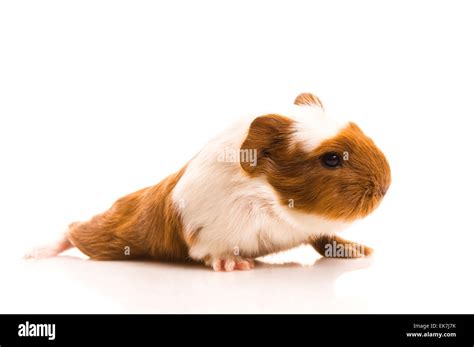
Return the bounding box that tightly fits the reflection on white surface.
[2,250,373,313]
[3,172,474,314]
[2,229,473,314]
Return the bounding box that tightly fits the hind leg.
[24,232,74,259]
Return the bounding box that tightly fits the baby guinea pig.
[27,92,391,271]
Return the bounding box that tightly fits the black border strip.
[0,314,472,346]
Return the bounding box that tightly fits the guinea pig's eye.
[322,152,342,168]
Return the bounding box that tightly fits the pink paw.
[209,257,255,272]
[24,245,62,259]
[23,236,72,260]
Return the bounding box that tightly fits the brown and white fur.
[26,93,391,271]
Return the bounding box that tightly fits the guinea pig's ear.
[240,114,294,174]
[294,92,324,110]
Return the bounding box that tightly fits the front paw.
[312,235,373,258]
[332,242,373,258]
[205,255,255,272]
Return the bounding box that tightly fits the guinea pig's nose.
[379,185,389,197]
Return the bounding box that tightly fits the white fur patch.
[289,105,347,152]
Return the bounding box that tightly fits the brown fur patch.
[241,116,391,221]
[240,114,295,174]
[68,166,190,261]
[294,92,324,109]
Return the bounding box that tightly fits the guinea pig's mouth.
[351,184,389,219]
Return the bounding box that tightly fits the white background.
[1,0,473,313]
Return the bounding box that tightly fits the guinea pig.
[26,92,391,271]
